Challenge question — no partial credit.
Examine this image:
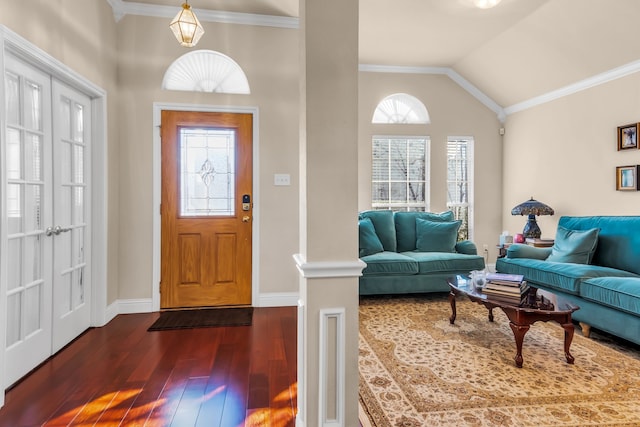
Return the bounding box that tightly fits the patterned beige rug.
[359,294,640,427]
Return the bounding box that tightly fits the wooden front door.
[160,110,253,309]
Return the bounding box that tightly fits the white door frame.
[0,26,108,407]
[152,103,260,311]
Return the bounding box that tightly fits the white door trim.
[0,26,108,406]
[152,103,260,311]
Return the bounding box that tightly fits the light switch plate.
[274,174,291,186]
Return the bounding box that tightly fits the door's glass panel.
[73,227,84,264]
[180,127,236,216]
[7,238,22,291]
[74,187,84,224]
[74,145,84,184]
[24,284,42,336]
[23,79,42,131]
[58,185,71,226]
[7,183,23,234]
[25,185,42,231]
[60,97,71,141]
[6,293,21,347]
[26,133,42,182]
[60,141,71,184]
[6,128,21,180]
[74,103,84,143]
[74,268,85,307]
[59,272,72,314]
[5,72,20,125]
[23,235,42,284]
[58,229,72,270]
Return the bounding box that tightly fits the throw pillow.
[546,226,600,264]
[415,218,461,253]
[358,210,397,252]
[359,217,385,257]
[395,211,456,252]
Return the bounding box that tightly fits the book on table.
[483,282,529,297]
[485,272,525,286]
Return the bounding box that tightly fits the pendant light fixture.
[473,0,502,9]
[169,2,205,48]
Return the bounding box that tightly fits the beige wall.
[116,15,301,299]
[358,71,504,260]
[502,73,640,240]
[0,0,120,303]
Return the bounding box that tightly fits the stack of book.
[482,273,529,304]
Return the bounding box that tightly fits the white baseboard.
[258,292,299,307]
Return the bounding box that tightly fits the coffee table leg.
[509,322,530,368]
[561,322,575,364]
[448,290,457,324]
[488,308,494,322]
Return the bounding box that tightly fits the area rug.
[147,307,253,331]
[358,295,640,427]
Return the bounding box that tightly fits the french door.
[3,54,91,387]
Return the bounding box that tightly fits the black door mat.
[147,307,253,331]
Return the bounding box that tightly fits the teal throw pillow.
[358,210,397,252]
[415,218,461,253]
[359,218,384,257]
[546,226,599,264]
[395,211,456,252]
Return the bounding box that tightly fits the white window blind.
[446,137,474,240]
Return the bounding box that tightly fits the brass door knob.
[242,216,251,222]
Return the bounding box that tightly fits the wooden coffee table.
[447,275,580,368]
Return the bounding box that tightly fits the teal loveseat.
[358,210,485,295]
[496,216,640,345]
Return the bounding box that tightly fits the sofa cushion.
[394,211,455,252]
[580,277,640,316]
[415,218,461,253]
[359,218,384,257]
[546,226,599,264]
[403,252,484,274]
[359,210,397,252]
[360,252,419,276]
[496,257,638,295]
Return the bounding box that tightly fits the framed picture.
[617,123,639,150]
[616,165,640,191]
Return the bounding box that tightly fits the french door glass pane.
[26,185,42,231]
[59,272,72,314]
[6,293,21,347]
[7,183,23,234]
[74,268,85,306]
[7,128,21,180]
[5,72,19,125]
[7,239,22,291]
[180,127,236,216]
[24,284,42,336]
[24,80,42,131]
[74,145,84,183]
[74,104,84,142]
[60,141,71,184]
[26,133,42,181]
[24,235,42,284]
[74,187,84,223]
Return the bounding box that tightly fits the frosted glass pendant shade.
[473,0,502,9]
[170,3,205,47]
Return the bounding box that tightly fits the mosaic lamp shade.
[511,197,555,239]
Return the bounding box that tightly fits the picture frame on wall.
[617,123,639,150]
[616,165,640,191]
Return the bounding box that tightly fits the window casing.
[372,136,430,211]
[446,137,474,240]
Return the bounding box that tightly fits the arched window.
[162,50,250,94]
[372,93,429,124]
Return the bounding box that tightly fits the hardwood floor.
[0,306,297,427]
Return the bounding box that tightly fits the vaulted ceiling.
[116,0,640,110]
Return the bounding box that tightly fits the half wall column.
[295,0,362,426]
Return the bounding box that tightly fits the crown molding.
[360,64,506,123]
[106,0,299,28]
[503,59,640,116]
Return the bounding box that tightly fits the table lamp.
[511,197,554,239]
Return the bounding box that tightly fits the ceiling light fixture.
[473,0,502,9]
[169,2,205,48]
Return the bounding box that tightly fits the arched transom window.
[372,93,429,124]
[162,49,250,94]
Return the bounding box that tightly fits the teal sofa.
[496,216,640,345]
[358,210,485,295]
